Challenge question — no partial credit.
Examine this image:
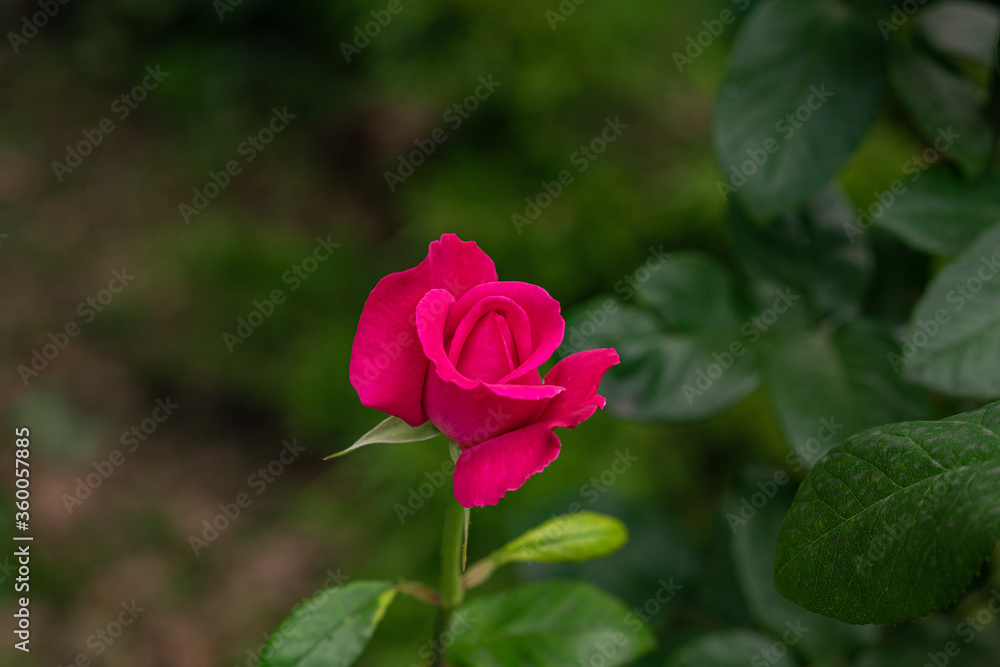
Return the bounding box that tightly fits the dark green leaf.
[631,251,746,331]
[447,580,654,666]
[260,581,396,667]
[901,222,1000,398]
[732,186,873,320]
[714,0,885,218]
[666,630,798,667]
[767,320,927,468]
[889,44,992,177]
[873,165,1000,255]
[775,400,1000,624]
[561,253,762,422]
[919,0,1000,68]
[731,481,877,665]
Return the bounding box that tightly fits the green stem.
[440,499,466,610]
[431,498,466,666]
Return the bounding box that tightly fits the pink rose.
[350,233,619,507]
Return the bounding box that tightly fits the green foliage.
[464,512,628,588]
[888,43,992,177]
[564,190,926,467]
[873,166,1000,255]
[667,630,798,667]
[562,252,763,422]
[775,401,1000,624]
[574,0,1000,634]
[259,581,397,667]
[731,482,877,664]
[767,321,927,467]
[713,0,885,219]
[446,580,655,666]
[328,416,441,459]
[901,223,1000,398]
[730,186,873,320]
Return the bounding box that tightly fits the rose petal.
[540,348,620,428]
[416,289,560,445]
[425,233,498,298]
[453,423,561,507]
[448,282,564,384]
[415,289,475,390]
[422,375,560,446]
[450,349,619,507]
[448,296,531,383]
[349,234,496,425]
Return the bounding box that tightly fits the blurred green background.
[2,0,1000,665]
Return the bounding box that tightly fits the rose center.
[450,310,521,384]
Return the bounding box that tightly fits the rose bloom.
[350,234,618,507]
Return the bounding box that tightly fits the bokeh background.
[2,0,1000,665]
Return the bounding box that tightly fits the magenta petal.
[448,282,564,383]
[453,424,561,507]
[417,289,560,445]
[422,371,558,446]
[349,234,497,426]
[426,233,498,299]
[540,348,620,428]
[415,289,475,390]
[448,296,531,383]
